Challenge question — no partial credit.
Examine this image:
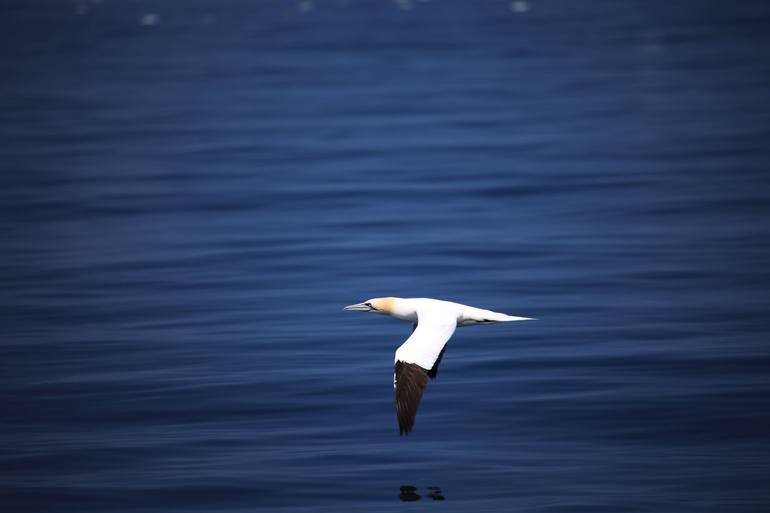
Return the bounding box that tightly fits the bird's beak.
[344,303,371,312]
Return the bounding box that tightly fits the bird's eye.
[365,302,372,308]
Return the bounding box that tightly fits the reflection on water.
[399,485,421,502]
[399,485,445,502]
[426,486,446,501]
[2,1,770,512]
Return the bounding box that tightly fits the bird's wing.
[394,361,429,435]
[427,345,446,379]
[394,309,457,434]
[395,309,457,370]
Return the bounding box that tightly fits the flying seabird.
[344,297,533,435]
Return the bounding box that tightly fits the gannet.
[344,297,533,435]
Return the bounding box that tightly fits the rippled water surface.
[2,1,770,511]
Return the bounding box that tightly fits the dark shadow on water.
[399,486,420,502]
[399,485,445,502]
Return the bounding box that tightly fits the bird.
[344,297,533,435]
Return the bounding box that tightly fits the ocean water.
[2,1,770,511]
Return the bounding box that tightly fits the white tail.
[485,311,534,322]
[458,305,534,326]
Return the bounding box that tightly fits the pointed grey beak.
[344,303,371,312]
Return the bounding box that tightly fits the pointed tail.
[492,313,535,322]
[460,306,536,325]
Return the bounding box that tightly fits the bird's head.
[343,297,397,315]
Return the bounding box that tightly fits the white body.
[386,298,531,369]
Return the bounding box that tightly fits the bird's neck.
[383,298,418,323]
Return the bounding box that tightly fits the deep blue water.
[2,1,770,511]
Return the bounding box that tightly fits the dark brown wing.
[394,361,429,435]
